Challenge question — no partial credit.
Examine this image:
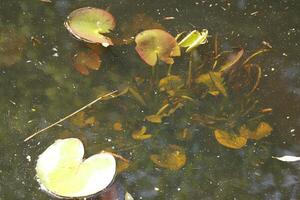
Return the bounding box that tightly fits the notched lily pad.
[150,144,186,170]
[65,7,116,46]
[135,29,180,66]
[36,138,116,198]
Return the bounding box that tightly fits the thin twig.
[24,90,118,142]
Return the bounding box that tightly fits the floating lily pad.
[73,50,101,75]
[36,138,116,198]
[135,29,180,66]
[150,144,186,170]
[214,129,247,149]
[65,7,116,46]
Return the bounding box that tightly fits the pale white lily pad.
[36,138,116,198]
[272,155,300,162]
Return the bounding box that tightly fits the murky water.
[0,0,300,199]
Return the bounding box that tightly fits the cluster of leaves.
[63,7,273,171]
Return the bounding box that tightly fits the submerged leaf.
[219,48,244,72]
[132,126,152,140]
[247,122,272,140]
[272,156,300,162]
[214,129,247,149]
[195,72,227,96]
[36,138,116,198]
[135,29,180,66]
[159,75,184,95]
[177,29,208,52]
[65,7,116,46]
[73,50,101,75]
[70,111,96,127]
[150,145,186,170]
[145,115,162,123]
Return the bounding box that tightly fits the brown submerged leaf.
[132,126,152,140]
[214,129,247,149]
[70,111,96,128]
[73,50,101,75]
[219,48,244,72]
[150,145,186,170]
[195,72,227,96]
[159,75,184,96]
[240,122,272,140]
[145,115,162,123]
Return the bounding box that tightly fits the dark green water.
[0,0,300,199]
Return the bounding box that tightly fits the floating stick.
[24,90,118,142]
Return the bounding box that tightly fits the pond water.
[0,0,300,199]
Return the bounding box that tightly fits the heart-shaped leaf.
[65,7,116,47]
[36,138,116,198]
[135,29,180,66]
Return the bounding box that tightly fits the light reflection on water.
[0,0,299,199]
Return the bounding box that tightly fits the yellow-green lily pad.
[135,29,180,66]
[36,138,116,198]
[65,7,116,46]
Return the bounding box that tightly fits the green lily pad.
[36,138,116,198]
[135,29,180,66]
[65,7,116,46]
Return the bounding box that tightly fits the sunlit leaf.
[219,48,244,72]
[135,29,180,66]
[177,29,208,53]
[65,7,116,46]
[145,115,162,123]
[73,50,101,75]
[248,122,272,140]
[132,126,152,140]
[195,72,227,96]
[159,75,184,96]
[150,145,186,170]
[36,138,116,198]
[214,129,247,149]
[272,155,300,162]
